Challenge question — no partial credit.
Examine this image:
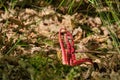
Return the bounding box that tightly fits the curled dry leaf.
[106,39,113,49]
[76,43,89,52]
[81,35,108,45]
[61,14,75,31]
[41,6,55,16]
[94,59,101,63]
[94,17,102,25]
[116,28,120,39]
[87,17,102,28]
[101,27,109,36]
[25,8,37,15]
[6,31,15,40]
[92,27,101,35]
[31,47,41,53]
[96,7,110,12]
[1,12,10,20]
[74,13,87,25]
[73,27,82,42]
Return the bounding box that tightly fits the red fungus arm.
[59,28,69,65]
[59,28,93,66]
[71,58,93,66]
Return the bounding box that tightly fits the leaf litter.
[0,4,120,80]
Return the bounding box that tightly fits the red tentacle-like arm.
[59,28,68,65]
[59,28,93,66]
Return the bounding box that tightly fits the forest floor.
[0,1,120,80]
